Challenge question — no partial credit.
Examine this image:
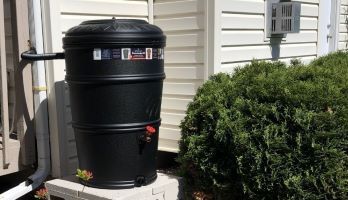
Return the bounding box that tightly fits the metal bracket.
[21,48,65,61]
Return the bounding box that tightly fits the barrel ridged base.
[74,122,159,189]
[79,173,157,189]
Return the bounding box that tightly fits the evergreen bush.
[178,52,348,199]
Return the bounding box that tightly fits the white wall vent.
[267,1,301,37]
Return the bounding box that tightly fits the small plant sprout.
[34,188,48,199]
[76,169,93,181]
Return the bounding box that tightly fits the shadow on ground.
[0,169,39,200]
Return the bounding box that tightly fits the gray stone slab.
[45,176,84,198]
[48,190,85,200]
[45,173,183,200]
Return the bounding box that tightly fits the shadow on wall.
[270,37,282,60]
[54,80,74,177]
[15,60,35,169]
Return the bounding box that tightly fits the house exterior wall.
[339,0,348,50]
[153,0,205,152]
[215,0,320,73]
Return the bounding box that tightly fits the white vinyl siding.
[219,0,320,72]
[59,0,149,176]
[339,0,348,50]
[154,0,205,152]
[59,0,148,33]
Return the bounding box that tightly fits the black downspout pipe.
[21,49,65,61]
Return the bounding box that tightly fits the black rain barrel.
[62,19,166,189]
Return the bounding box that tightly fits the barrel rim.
[63,35,166,48]
[65,73,165,84]
[72,119,162,134]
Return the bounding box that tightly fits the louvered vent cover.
[268,1,301,36]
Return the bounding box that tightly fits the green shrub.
[178,52,348,199]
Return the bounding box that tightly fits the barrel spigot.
[139,125,156,143]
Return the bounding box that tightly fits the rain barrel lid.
[63,19,166,47]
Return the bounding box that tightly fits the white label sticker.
[93,48,101,60]
[146,48,152,60]
[92,48,164,61]
[121,48,131,60]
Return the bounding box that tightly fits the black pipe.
[21,49,65,61]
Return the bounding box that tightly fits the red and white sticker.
[93,48,164,61]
